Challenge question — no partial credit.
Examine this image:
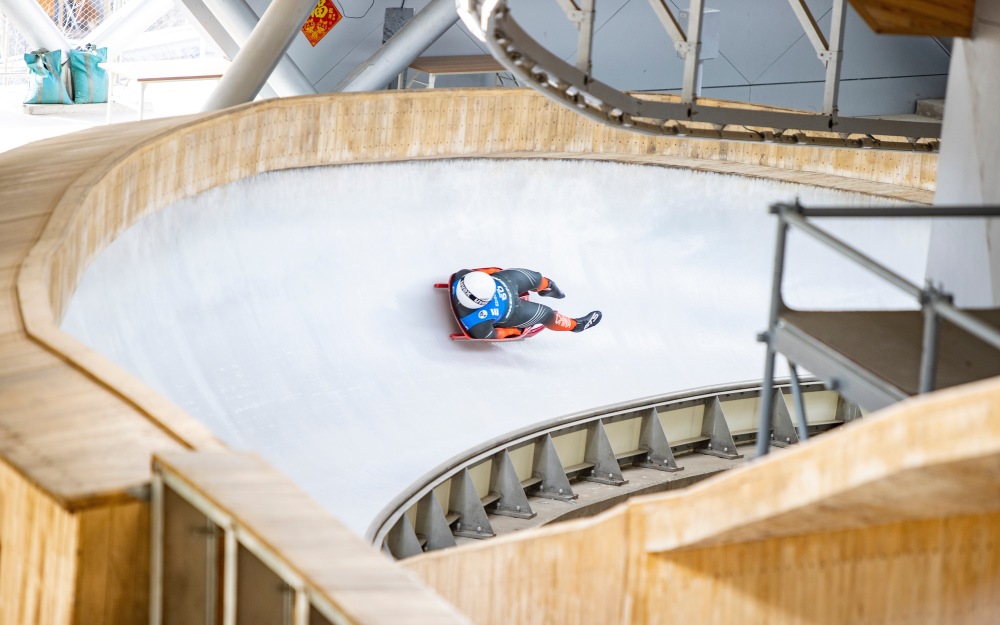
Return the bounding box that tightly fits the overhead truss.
[459,0,941,152]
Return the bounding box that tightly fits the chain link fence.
[1,14,31,85]
[2,1,213,82]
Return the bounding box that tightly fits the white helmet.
[456,271,496,308]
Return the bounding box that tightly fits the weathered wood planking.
[74,501,151,625]
[405,507,629,625]
[0,88,941,624]
[849,0,975,36]
[633,513,1000,625]
[404,375,1000,625]
[0,458,78,625]
[156,451,473,625]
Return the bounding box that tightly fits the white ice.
[61,159,929,536]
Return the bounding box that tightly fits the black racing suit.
[451,268,559,339]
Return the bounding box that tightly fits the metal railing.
[457,0,941,152]
[368,378,857,559]
[755,201,1000,457]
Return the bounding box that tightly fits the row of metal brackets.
[461,0,941,151]
[385,392,854,559]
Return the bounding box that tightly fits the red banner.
[301,0,342,47]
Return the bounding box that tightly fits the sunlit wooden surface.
[405,376,1000,625]
[849,0,975,36]
[0,88,939,622]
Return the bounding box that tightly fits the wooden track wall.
[0,88,940,624]
[19,89,936,337]
[74,502,150,624]
[0,459,78,625]
[404,377,1000,625]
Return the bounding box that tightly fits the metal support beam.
[646,0,687,46]
[386,514,423,559]
[415,491,456,551]
[202,0,317,110]
[786,0,828,57]
[822,0,847,117]
[634,407,683,472]
[788,361,810,441]
[699,397,741,459]
[84,0,173,54]
[0,0,70,52]
[192,0,312,99]
[574,0,595,76]
[532,433,577,501]
[337,0,459,93]
[582,420,627,486]
[756,215,790,458]
[680,0,705,103]
[919,288,942,393]
[448,468,495,539]
[488,450,536,519]
[769,390,800,448]
[177,0,278,100]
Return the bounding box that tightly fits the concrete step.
[915,98,944,120]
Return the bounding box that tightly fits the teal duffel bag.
[69,45,109,104]
[23,49,73,105]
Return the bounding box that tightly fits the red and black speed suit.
[450,268,577,339]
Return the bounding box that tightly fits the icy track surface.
[62,159,929,536]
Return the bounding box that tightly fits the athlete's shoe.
[571,311,602,333]
[538,280,565,299]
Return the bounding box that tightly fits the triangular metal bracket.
[448,468,495,539]
[488,450,536,519]
[698,397,742,459]
[770,390,799,447]
[582,421,627,485]
[386,513,422,559]
[532,433,577,501]
[414,491,455,552]
[835,395,863,422]
[633,407,683,472]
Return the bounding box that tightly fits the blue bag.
[69,45,109,104]
[23,49,73,105]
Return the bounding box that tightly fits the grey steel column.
[822,0,846,117]
[337,0,459,93]
[190,0,313,98]
[787,361,809,441]
[918,288,941,394]
[0,0,69,52]
[84,0,174,53]
[575,0,595,75]
[679,0,705,103]
[756,210,790,458]
[177,0,279,100]
[202,0,317,111]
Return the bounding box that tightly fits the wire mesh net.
[119,5,213,62]
[1,15,31,85]
[1,1,217,65]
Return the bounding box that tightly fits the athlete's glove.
[493,327,522,339]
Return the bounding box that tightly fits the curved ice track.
[62,158,928,535]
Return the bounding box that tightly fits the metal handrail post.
[918,284,947,393]
[788,360,809,441]
[918,306,939,393]
[756,208,791,457]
